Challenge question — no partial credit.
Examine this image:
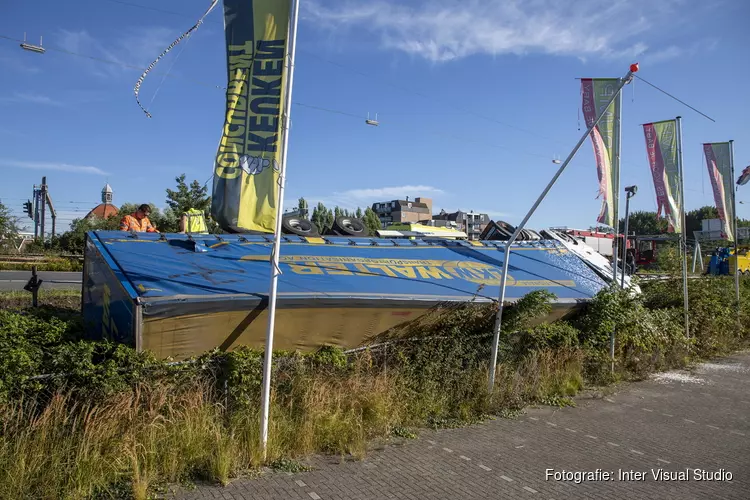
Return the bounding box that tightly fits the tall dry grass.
[0,347,585,499]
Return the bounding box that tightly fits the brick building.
[372,197,432,228]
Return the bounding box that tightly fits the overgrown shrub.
[0,276,748,498]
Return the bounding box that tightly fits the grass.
[0,259,83,272]
[0,289,81,310]
[0,279,748,498]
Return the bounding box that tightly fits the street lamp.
[621,185,638,287]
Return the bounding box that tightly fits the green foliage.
[311,202,334,234]
[363,207,382,235]
[617,210,668,235]
[0,200,20,252]
[655,242,682,274]
[297,197,308,219]
[165,174,210,216]
[1,277,748,497]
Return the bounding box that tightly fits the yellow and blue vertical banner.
[643,120,681,233]
[212,0,292,233]
[581,78,620,227]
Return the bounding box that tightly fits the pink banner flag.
[703,142,734,241]
[581,78,620,227]
[642,120,681,232]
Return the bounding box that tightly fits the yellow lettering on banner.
[416,266,452,279]
[325,263,353,275]
[367,264,397,277]
[215,153,242,179]
[390,266,417,279]
[289,263,323,275]
[228,41,254,54]
[229,53,254,71]
[353,264,371,276]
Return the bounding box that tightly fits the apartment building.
[432,209,489,240]
[371,197,432,227]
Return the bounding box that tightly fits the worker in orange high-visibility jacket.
[120,204,159,233]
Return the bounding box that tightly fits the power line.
[634,75,716,123]
[68,0,567,146]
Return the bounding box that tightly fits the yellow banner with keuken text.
[212,0,292,233]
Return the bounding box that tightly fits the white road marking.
[657,458,671,464]
[730,430,746,436]
[585,435,598,440]
[642,408,654,412]
[308,493,321,500]
[501,475,513,482]
[546,422,557,427]
[661,413,674,417]
[565,428,577,433]
[443,448,453,453]
[427,440,437,445]
[295,480,307,487]
[607,442,620,447]
[523,486,538,493]
[515,445,525,449]
[631,449,644,455]
[684,419,696,423]
[707,425,721,430]
[460,455,471,461]
[479,465,492,471]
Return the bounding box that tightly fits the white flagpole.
[487,64,638,394]
[676,116,690,339]
[260,0,300,460]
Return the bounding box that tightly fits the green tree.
[334,206,344,219]
[0,200,21,252]
[311,202,333,234]
[355,207,363,219]
[363,207,382,236]
[53,214,120,254]
[165,174,210,214]
[297,197,308,219]
[618,211,668,235]
[685,206,718,236]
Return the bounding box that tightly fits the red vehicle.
[551,228,668,269]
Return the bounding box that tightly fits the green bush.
[0,277,748,498]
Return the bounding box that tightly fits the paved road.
[175,352,750,500]
[0,270,82,290]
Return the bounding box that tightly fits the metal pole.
[40,177,47,243]
[487,66,637,393]
[620,193,631,288]
[260,0,300,460]
[676,117,690,339]
[608,78,625,373]
[729,140,740,305]
[33,187,39,239]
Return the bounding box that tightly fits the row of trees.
[616,206,750,237]
[296,198,382,236]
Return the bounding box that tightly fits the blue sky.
[1,0,748,234]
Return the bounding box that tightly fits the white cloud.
[0,159,109,176]
[0,92,65,107]
[303,0,692,63]
[285,184,446,212]
[57,26,180,78]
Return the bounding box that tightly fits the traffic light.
[23,200,33,218]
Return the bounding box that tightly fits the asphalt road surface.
[175,352,750,500]
[0,270,82,291]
